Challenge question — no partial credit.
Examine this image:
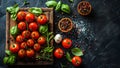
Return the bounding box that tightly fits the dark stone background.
[0,0,120,68]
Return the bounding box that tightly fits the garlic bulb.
[54,34,62,43]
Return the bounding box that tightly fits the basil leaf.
[39,25,48,34]
[55,1,62,11]
[71,47,83,56]
[3,57,9,64]
[5,50,12,56]
[28,7,43,16]
[61,4,70,14]
[6,4,19,20]
[66,52,72,62]
[45,1,57,8]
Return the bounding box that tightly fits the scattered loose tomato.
[37,15,47,25]
[20,42,27,49]
[22,30,31,39]
[33,43,41,51]
[25,13,35,23]
[18,49,26,58]
[29,22,38,31]
[54,48,64,59]
[17,11,26,21]
[37,36,46,45]
[16,35,24,43]
[72,56,82,66]
[26,49,35,58]
[31,31,40,39]
[9,43,19,53]
[27,39,34,47]
[18,22,26,31]
[62,38,72,49]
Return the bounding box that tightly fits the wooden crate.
[6,8,54,65]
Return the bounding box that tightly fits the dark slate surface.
[0,0,120,68]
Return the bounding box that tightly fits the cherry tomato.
[25,13,35,23]
[31,31,40,39]
[62,38,72,49]
[29,22,38,31]
[27,39,34,47]
[37,36,46,45]
[18,22,26,31]
[17,11,26,21]
[16,35,24,43]
[18,49,26,58]
[33,43,41,51]
[54,48,64,59]
[20,42,27,49]
[22,30,31,39]
[37,15,47,25]
[9,43,19,53]
[72,56,82,66]
[26,49,35,58]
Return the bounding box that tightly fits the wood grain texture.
[6,8,54,65]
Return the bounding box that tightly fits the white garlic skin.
[54,34,62,44]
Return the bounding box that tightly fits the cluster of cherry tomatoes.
[9,11,48,58]
[54,38,82,66]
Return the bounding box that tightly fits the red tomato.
[33,43,41,51]
[37,15,47,25]
[9,43,19,53]
[27,39,34,47]
[25,13,35,23]
[22,30,31,39]
[20,42,27,49]
[72,56,82,66]
[31,31,40,39]
[62,38,72,49]
[18,49,26,58]
[18,22,26,31]
[16,35,24,43]
[29,22,38,31]
[54,48,64,59]
[37,36,46,45]
[26,49,35,58]
[17,11,26,21]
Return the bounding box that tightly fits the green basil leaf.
[55,1,62,11]
[71,47,83,56]
[61,4,70,14]
[66,52,72,62]
[28,7,43,16]
[45,1,57,8]
[5,50,12,56]
[10,25,19,36]
[39,25,48,34]
[69,0,74,3]
[3,57,9,64]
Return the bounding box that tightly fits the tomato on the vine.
[16,35,24,43]
[17,11,26,21]
[54,48,64,59]
[37,36,46,45]
[33,43,41,51]
[37,15,47,25]
[18,49,26,58]
[18,22,26,31]
[31,31,40,39]
[72,56,82,66]
[25,13,35,23]
[22,30,31,39]
[29,22,38,31]
[27,39,34,47]
[9,43,19,53]
[26,49,35,58]
[20,42,27,49]
[62,38,72,49]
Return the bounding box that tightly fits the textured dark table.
[0,0,120,68]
